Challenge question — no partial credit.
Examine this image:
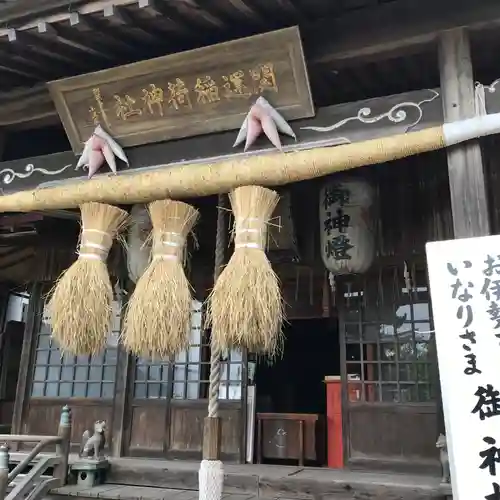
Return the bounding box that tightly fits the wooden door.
[338,261,440,473]
[124,300,246,461]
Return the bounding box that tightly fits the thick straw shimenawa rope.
[1,120,494,213]
[0,128,445,212]
[47,202,128,354]
[122,199,199,358]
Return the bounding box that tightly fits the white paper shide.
[426,234,500,500]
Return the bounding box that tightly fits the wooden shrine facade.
[0,0,500,475]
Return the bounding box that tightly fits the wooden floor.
[46,456,452,500]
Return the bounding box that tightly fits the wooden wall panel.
[371,150,453,259]
[125,400,242,460]
[348,404,437,470]
[26,400,113,449]
[169,405,203,453]
[483,135,500,235]
[129,404,166,452]
[280,266,326,319]
[168,401,241,459]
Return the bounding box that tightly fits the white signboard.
[427,235,500,500]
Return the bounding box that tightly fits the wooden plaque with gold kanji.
[48,27,314,153]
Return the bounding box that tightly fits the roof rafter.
[307,0,500,64]
[68,11,145,58]
[137,0,195,36]
[36,20,117,61]
[7,27,96,69]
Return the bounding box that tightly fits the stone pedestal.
[71,458,109,487]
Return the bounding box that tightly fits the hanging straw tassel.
[47,202,128,355]
[122,199,199,358]
[208,185,284,356]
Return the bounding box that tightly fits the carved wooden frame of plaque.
[48,26,314,154]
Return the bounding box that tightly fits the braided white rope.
[200,194,227,500]
[207,194,227,418]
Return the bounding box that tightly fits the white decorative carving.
[0,163,74,185]
[301,89,440,135]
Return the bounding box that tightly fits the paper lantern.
[319,178,375,275]
[126,204,152,283]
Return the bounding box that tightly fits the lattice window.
[134,300,244,401]
[172,302,209,400]
[31,301,120,398]
[340,262,436,403]
[134,358,170,399]
[219,349,243,400]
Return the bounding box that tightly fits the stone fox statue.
[80,420,106,459]
[436,433,450,484]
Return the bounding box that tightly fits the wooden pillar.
[0,130,5,162]
[111,346,131,456]
[0,445,8,500]
[54,405,72,485]
[437,28,491,435]
[111,253,131,457]
[11,283,42,439]
[438,28,491,238]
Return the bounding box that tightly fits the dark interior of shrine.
[254,318,339,415]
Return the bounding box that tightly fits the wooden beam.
[1,0,500,71]
[0,0,137,29]
[308,0,500,65]
[438,28,490,238]
[0,0,90,25]
[0,88,443,192]
[0,85,57,127]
